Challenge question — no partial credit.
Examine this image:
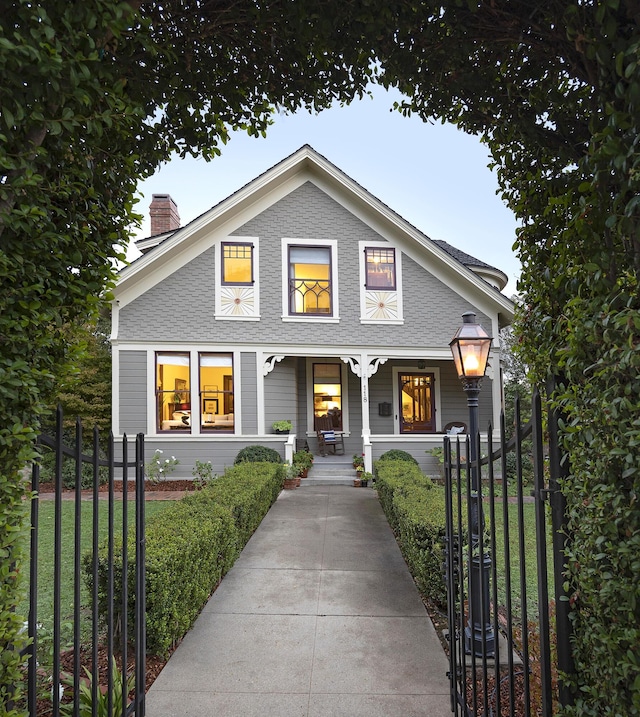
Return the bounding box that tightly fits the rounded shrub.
[378,449,418,465]
[234,445,282,464]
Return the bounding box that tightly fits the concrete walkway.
[145,485,452,717]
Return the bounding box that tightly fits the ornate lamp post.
[449,311,495,657]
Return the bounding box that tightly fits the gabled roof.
[117,145,514,323]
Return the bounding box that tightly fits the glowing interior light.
[463,351,480,374]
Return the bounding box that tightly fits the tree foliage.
[374,4,640,712]
[1,0,639,713]
[52,308,113,436]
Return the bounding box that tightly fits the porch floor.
[145,485,451,716]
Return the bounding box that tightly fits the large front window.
[156,353,191,432]
[200,353,234,432]
[399,372,435,433]
[289,246,332,315]
[313,363,342,429]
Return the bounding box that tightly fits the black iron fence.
[443,388,574,716]
[23,407,146,716]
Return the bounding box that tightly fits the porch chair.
[316,415,345,456]
[443,421,467,435]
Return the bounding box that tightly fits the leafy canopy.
[1,1,639,713]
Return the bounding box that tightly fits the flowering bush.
[192,460,215,488]
[145,450,179,484]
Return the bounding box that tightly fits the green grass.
[20,499,172,667]
[449,493,554,619]
[490,501,555,619]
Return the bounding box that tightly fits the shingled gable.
[116,145,513,324]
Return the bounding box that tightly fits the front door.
[398,373,436,433]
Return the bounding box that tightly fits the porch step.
[302,455,356,486]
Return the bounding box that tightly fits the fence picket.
[24,409,146,716]
[444,389,574,715]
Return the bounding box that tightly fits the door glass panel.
[399,373,435,433]
[313,363,342,429]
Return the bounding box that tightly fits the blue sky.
[132,86,520,294]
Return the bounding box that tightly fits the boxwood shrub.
[234,445,282,464]
[377,449,419,465]
[86,461,285,656]
[374,458,449,607]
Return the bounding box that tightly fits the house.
[111,145,514,476]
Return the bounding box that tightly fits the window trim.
[221,241,254,286]
[155,351,192,434]
[364,246,396,290]
[282,238,339,321]
[148,348,240,436]
[199,352,235,433]
[215,236,260,321]
[359,240,404,324]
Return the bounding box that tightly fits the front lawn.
[20,499,173,668]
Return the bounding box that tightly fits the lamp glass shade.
[449,313,492,379]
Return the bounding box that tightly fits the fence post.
[546,376,575,707]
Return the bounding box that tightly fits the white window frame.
[215,236,260,320]
[359,240,404,324]
[281,238,340,322]
[147,347,240,436]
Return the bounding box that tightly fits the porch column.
[342,353,388,473]
[486,357,501,433]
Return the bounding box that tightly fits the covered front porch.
[261,347,500,473]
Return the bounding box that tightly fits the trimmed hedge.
[378,449,418,465]
[86,461,285,656]
[374,459,449,607]
[234,445,282,464]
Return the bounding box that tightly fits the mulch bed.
[33,645,175,715]
[37,479,198,495]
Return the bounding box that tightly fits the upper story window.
[222,242,253,285]
[359,241,403,324]
[365,247,396,290]
[288,245,332,316]
[216,237,259,319]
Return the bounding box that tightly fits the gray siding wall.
[240,352,258,433]
[295,359,309,437]
[264,357,297,433]
[119,351,147,434]
[368,362,395,435]
[118,182,490,349]
[140,438,289,478]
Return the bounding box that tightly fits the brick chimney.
[149,194,180,236]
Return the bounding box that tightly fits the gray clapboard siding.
[141,438,289,478]
[264,357,297,434]
[119,351,147,435]
[368,361,395,434]
[240,352,258,434]
[295,358,309,439]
